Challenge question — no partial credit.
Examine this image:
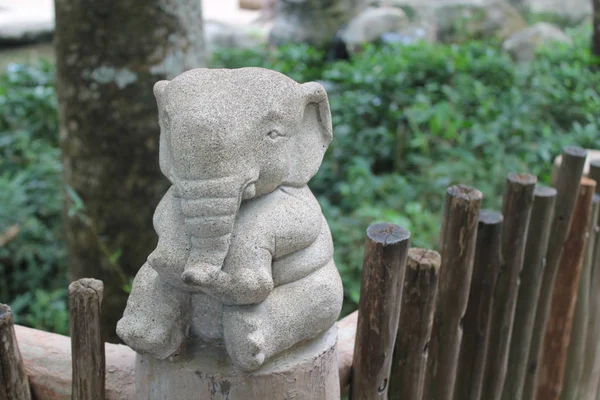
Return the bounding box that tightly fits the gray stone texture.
[117,67,343,372]
[503,22,572,62]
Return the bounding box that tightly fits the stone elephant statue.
[116,67,344,371]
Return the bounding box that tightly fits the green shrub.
[0,62,68,334]
[2,27,599,329]
[215,28,600,312]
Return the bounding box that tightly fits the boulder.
[434,1,527,43]
[379,20,438,45]
[269,0,368,47]
[515,0,591,23]
[204,20,269,52]
[340,6,411,52]
[503,22,571,62]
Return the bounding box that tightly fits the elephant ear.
[153,80,174,181]
[287,81,333,186]
[154,80,169,101]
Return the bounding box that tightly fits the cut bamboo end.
[507,172,538,186]
[407,248,441,272]
[447,184,484,202]
[366,222,411,246]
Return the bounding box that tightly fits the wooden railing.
[2,147,600,400]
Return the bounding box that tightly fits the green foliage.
[213,30,600,312]
[3,28,600,329]
[0,62,68,334]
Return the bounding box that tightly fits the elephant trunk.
[175,176,253,285]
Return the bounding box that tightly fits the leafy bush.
[0,62,68,334]
[214,27,600,312]
[2,26,599,328]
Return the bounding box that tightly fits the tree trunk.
[54,0,206,342]
[593,0,600,58]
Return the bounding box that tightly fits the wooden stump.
[69,279,105,400]
[455,210,503,400]
[135,326,339,400]
[389,248,440,400]
[351,223,411,400]
[502,185,557,400]
[536,178,596,400]
[0,305,32,400]
[482,173,536,400]
[423,185,482,400]
[562,194,600,400]
[524,147,587,399]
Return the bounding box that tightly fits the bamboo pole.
[350,223,410,400]
[563,193,599,400]
[69,279,105,400]
[389,248,441,400]
[0,305,32,400]
[482,173,537,400]
[536,177,596,400]
[523,147,587,399]
[454,210,503,400]
[501,185,557,400]
[423,185,482,400]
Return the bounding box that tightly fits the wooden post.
[454,210,503,400]
[350,223,410,400]
[0,305,31,400]
[579,160,600,400]
[69,279,105,400]
[423,185,482,400]
[562,193,599,400]
[482,173,537,400]
[536,178,596,400]
[389,248,441,400]
[523,147,587,400]
[501,185,557,400]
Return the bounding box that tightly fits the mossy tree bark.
[593,0,600,57]
[54,0,206,342]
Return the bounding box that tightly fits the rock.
[516,0,591,23]
[379,20,438,45]
[269,0,368,47]
[435,1,527,43]
[204,20,269,52]
[340,6,410,52]
[503,22,571,62]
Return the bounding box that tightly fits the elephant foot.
[223,305,269,371]
[116,309,186,360]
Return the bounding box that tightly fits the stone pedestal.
[135,326,340,400]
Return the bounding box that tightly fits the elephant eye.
[267,129,285,140]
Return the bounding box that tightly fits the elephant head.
[153,67,332,288]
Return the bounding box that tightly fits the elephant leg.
[223,260,343,371]
[116,262,190,359]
